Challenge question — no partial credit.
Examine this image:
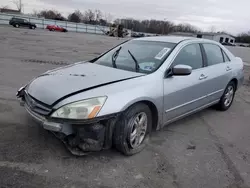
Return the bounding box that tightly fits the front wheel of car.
[216,81,236,111]
[114,103,152,156]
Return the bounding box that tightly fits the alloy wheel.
[224,85,234,107]
[128,112,148,149]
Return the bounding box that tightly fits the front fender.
[120,97,158,112]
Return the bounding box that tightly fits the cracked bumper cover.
[17,93,118,156]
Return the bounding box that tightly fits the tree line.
[235,32,250,44]
[115,19,200,34]
[30,9,200,34]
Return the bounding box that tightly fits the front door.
[22,19,29,27]
[163,43,209,124]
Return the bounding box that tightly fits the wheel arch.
[121,99,160,131]
[230,78,238,90]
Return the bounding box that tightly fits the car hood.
[26,62,144,105]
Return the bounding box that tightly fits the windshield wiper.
[112,46,122,68]
[128,50,140,72]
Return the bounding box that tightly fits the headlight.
[51,97,107,119]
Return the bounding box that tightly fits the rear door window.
[15,18,24,22]
[203,43,224,66]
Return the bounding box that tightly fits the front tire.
[216,81,236,111]
[114,103,152,155]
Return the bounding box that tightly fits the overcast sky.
[1,0,249,34]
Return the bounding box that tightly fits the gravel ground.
[0,26,250,188]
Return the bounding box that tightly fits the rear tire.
[216,81,236,111]
[14,24,19,28]
[114,103,152,156]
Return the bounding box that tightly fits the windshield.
[94,40,176,74]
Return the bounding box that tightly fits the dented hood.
[26,62,143,105]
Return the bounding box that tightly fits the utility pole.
[19,0,23,13]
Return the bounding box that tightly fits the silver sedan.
[16,36,244,156]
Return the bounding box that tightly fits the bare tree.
[68,10,83,23]
[236,31,250,44]
[209,25,216,33]
[103,12,113,23]
[94,9,102,22]
[29,10,38,17]
[12,0,23,12]
[83,9,95,24]
[36,9,66,20]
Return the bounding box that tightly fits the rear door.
[200,43,233,103]
[163,43,210,123]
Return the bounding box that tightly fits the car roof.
[133,36,218,44]
[133,36,193,43]
[12,17,25,20]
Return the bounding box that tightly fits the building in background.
[169,32,235,44]
[0,8,21,14]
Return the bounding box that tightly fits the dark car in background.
[131,32,145,38]
[9,17,36,29]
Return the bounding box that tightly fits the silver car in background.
[16,36,244,156]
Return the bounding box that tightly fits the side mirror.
[172,64,192,76]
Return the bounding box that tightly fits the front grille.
[24,92,52,116]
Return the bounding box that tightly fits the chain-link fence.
[0,13,110,35]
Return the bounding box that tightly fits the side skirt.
[163,99,220,127]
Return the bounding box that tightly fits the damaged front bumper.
[17,88,118,156]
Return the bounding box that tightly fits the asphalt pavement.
[0,26,250,188]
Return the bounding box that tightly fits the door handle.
[226,66,232,71]
[199,74,207,80]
